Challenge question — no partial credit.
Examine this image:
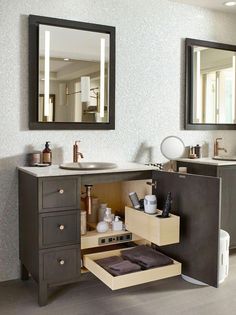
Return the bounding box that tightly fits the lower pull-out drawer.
[83,248,181,290]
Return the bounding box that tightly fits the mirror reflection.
[192,46,236,124]
[38,25,110,123]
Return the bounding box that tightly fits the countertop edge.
[176,158,236,166]
[17,163,158,177]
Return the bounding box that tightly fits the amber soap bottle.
[42,141,52,165]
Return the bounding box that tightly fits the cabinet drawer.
[40,178,78,211]
[42,247,80,283]
[125,206,180,246]
[84,249,181,290]
[39,211,80,248]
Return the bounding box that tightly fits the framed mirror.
[29,15,115,130]
[185,38,236,130]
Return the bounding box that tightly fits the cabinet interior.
[81,179,152,217]
[80,179,152,265]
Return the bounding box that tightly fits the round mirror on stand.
[160,136,185,171]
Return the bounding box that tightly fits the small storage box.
[125,206,180,246]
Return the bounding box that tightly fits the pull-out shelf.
[125,206,180,246]
[83,248,181,290]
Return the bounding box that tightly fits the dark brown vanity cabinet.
[19,173,81,306]
[19,168,221,306]
[176,161,236,248]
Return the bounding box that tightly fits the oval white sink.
[212,156,236,161]
[60,162,117,170]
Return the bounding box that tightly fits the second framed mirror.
[185,38,236,130]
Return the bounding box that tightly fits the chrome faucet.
[73,141,84,162]
[214,138,227,157]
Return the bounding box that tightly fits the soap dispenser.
[103,208,113,228]
[112,216,123,231]
[42,141,52,165]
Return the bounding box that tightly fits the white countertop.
[176,157,236,166]
[18,162,157,177]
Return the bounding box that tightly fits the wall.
[1,0,236,281]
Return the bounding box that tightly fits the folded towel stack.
[95,256,141,276]
[121,245,173,269]
[109,260,141,276]
[95,245,173,276]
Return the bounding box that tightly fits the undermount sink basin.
[60,162,117,170]
[212,156,236,161]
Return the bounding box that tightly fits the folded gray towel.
[109,260,141,276]
[95,256,123,272]
[95,255,141,276]
[121,245,173,269]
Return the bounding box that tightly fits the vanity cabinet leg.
[38,281,48,306]
[21,263,29,281]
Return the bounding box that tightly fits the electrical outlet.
[98,233,132,245]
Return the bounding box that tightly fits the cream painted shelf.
[125,206,180,246]
[83,248,181,290]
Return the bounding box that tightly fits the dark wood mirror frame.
[29,15,115,130]
[185,38,236,130]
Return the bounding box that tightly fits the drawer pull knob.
[58,259,65,265]
[59,224,65,231]
[58,189,64,194]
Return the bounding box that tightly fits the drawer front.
[40,211,80,248]
[84,249,181,290]
[43,247,80,283]
[40,178,78,211]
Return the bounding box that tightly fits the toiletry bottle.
[98,203,107,221]
[194,144,202,158]
[103,208,113,229]
[81,211,87,235]
[84,185,93,215]
[189,147,197,159]
[112,216,123,231]
[162,192,172,218]
[87,197,99,224]
[42,141,52,165]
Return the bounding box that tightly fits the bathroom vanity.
[177,158,236,248]
[18,163,221,306]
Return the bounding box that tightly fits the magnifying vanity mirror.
[161,136,185,160]
[160,136,185,171]
[29,15,115,130]
[185,38,236,130]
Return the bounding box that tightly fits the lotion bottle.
[42,141,52,165]
[112,216,123,231]
[103,208,113,229]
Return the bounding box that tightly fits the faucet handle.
[216,137,223,142]
[75,140,81,145]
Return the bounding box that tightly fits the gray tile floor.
[1,250,236,315]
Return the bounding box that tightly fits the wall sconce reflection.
[44,30,50,117]
[100,38,105,118]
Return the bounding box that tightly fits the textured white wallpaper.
[1,0,236,281]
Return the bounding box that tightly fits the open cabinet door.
[153,170,221,287]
